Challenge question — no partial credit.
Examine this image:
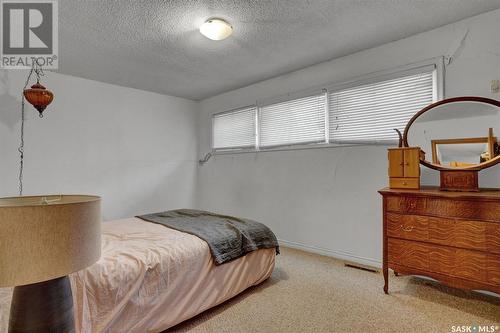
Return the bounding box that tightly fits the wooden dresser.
[379,187,500,294]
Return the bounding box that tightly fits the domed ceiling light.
[199,18,233,41]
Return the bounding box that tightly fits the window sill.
[212,141,398,155]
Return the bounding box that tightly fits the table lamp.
[0,195,101,333]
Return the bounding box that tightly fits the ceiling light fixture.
[199,18,233,41]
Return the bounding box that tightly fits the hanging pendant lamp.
[23,80,54,117]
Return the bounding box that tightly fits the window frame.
[257,89,329,149]
[211,105,257,151]
[211,57,444,153]
[327,63,441,145]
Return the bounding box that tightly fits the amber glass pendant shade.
[23,82,54,116]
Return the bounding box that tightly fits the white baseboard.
[278,239,382,268]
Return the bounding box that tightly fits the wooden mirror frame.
[402,96,500,172]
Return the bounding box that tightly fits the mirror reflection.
[406,101,500,168]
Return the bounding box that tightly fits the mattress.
[0,217,276,332]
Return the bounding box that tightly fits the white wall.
[0,70,198,220]
[196,9,500,266]
[1,9,498,266]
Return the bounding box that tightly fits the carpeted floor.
[168,247,500,333]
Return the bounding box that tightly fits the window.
[212,61,441,151]
[259,92,327,147]
[329,70,435,143]
[212,106,256,150]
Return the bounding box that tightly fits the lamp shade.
[0,195,101,287]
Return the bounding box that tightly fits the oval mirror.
[403,97,500,171]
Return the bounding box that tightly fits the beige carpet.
[168,247,500,333]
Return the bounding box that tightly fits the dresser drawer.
[443,220,500,254]
[430,247,487,282]
[387,238,429,271]
[388,238,500,284]
[386,196,427,214]
[386,195,500,221]
[387,213,500,254]
[389,178,419,190]
[387,213,428,242]
[428,218,492,253]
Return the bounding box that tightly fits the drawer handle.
[399,201,417,210]
[400,225,414,232]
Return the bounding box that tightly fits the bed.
[0,216,277,332]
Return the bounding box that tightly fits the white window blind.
[329,70,435,143]
[259,93,327,147]
[212,106,256,149]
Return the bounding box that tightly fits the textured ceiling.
[58,0,500,100]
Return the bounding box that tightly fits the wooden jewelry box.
[387,147,423,190]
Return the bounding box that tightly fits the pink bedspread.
[0,217,276,332]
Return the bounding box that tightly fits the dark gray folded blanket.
[137,209,279,265]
